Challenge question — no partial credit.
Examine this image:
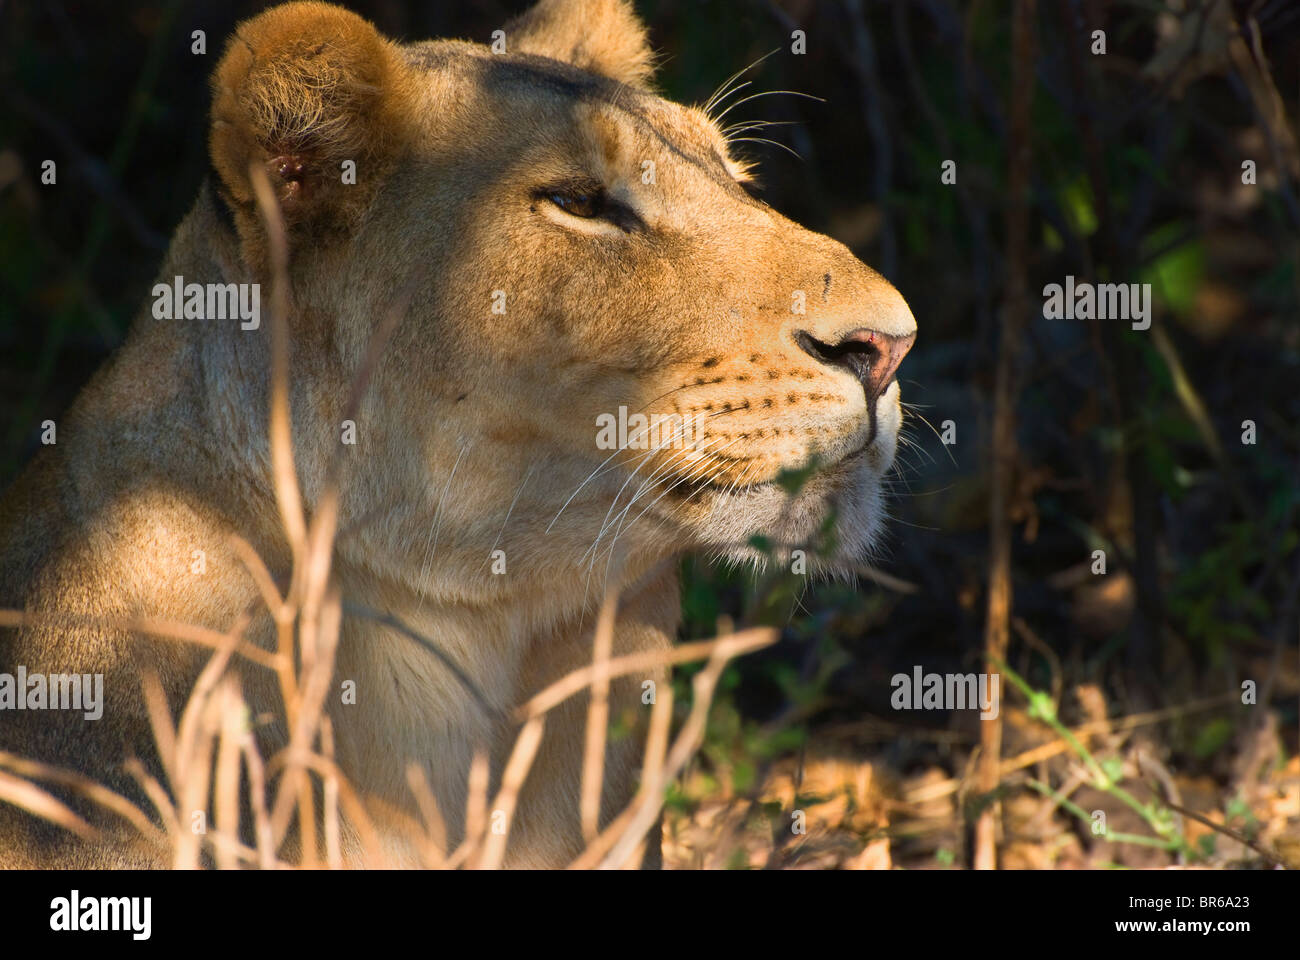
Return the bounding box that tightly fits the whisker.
[600,440,745,568]
[581,428,721,566]
[729,136,804,162]
[586,433,743,568]
[700,47,780,119]
[721,119,800,139]
[712,89,826,124]
[484,463,535,568]
[415,443,470,604]
[705,79,753,118]
[901,405,956,468]
[545,408,692,532]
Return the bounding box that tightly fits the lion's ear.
[209,2,410,258]
[505,0,655,89]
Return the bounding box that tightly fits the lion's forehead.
[399,40,738,184]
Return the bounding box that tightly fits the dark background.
[2,0,1298,868]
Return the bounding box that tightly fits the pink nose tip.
[794,328,916,400]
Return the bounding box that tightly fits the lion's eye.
[548,189,605,219]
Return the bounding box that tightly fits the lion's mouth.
[664,448,865,501]
[663,428,885,502]
[648,380,900,503]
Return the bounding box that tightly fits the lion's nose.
[794,327,916,401]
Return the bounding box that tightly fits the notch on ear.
[505,0,656,89]
[209,2,410,260]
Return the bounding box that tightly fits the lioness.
[0,0,915,868]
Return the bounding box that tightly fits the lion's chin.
[681,451,891,575]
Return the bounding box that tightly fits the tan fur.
[506,0,657,88]
[0,0,916,868]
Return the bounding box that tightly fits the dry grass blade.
[241,734,277,869]
[563,627,777,870]
[568,691,682,872]
[230,532,290,623]
[0,608,278,670]
[448,749,491,869]
[175,612,250,791]
[139,669,179,790]
[598,639,748,869]
[405,764,449,868]
[857,563,920,594]
[174,678,223,868]
[641,681,674,811]
[581,587,618,843]
[246,168,311,866]
[516,627,777,722]
[476,716,547,869]
[320,715,342,870]
[124,757,180,849]
[0,769,97,839]
[246,161,306,572]
[270,749,387,867]
[0,752,162,843]
[1156,795,1287,868]
[213,678,245,870]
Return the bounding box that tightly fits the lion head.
[206,0,916,603]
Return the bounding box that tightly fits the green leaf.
[1140,225,1205,317]
[1100,755,1125,785]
